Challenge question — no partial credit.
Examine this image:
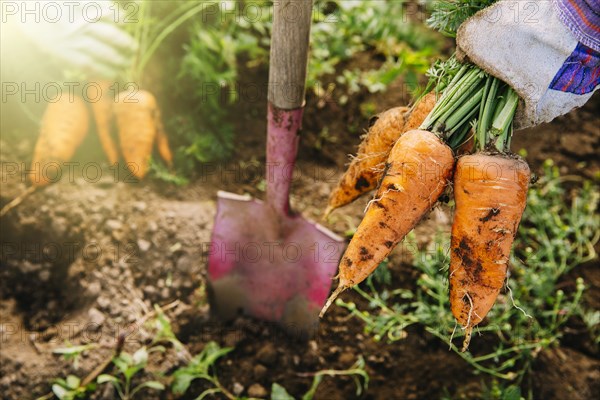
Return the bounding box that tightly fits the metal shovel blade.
[208,191,343,335]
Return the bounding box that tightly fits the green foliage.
[97,346,166,400]
[149,158,189,186]
[426,0,497,37]
[175,2,269,167]
[52,343,97,370]
[481,380,524,400]
[338,163,599,387]
[271,356,369,400]
[172,0,443,171]
[51,375,96,400]
[171,341,233,398]
[310,0,441,102]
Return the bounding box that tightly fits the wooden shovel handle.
[268,0,313,110]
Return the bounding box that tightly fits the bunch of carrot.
[321,60,530,351]
[29,83,172,187]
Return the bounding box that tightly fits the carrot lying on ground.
[325,93,437,217]
[90,80,119,165]
[320,129,455,315]
[114,89,171,178]
[31,95,90,186]
[450,153,530,351]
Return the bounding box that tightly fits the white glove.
[456,0,600,129]
[2,1,136,80]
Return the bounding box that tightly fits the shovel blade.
[208,191,344,335]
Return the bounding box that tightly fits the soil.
[1,67,599,400]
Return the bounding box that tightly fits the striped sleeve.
[554,0,600,52]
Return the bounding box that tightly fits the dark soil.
[1,71,599,400]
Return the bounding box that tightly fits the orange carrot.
[404,92,437,131]
[449,153,530,350]
[325,93,437,217]
[90,80,119,164]
[325,106,408,217]
[114,89,159,179]
[31,95,90,186]
[321,129,455,315]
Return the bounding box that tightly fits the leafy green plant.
[171,0,444,171]
[310,0,441,102]
[426,0,496,37]
[52,343,97,370]
[338,162,599,387]
[271,356,369,400]
[49,375,96,400]
[170,341,234,399]
[97,346,166,400]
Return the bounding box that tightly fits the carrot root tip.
[322,205,334,221]
[319,285,347,318]
[461,326,473,353]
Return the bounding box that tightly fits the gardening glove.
[456,0,600,129]
[2,0,136,80]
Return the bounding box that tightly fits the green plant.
[310,0,441,102]
[426,0,496,37]
[49,375,96,400]
[52,343,97,370]
[271,356,369,400]
[97,346,166,399]
[481,380,524,400]
[170,341,234,399]
[338,163,599,387]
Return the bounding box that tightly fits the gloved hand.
[456,0,600,129]
[4,1,136,79]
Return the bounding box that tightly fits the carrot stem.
[421,66,480,130]
[476,76,499,151]
[444,86,484,133]
[491,88,519,152]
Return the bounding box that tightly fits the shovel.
[207,0,344,337]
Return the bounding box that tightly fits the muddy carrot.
[449,153,530,350]
[325,93,438,217]
[321,129,455,315]
[321,64,487,317]
[31,95,90,186]
[449,83,529,351]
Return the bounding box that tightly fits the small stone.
[38,269,50,282]
[147,221,158,233]
[87,307,105,329]
[253,364,267,380]
[338,351,354,365]
[52,217,67,236]
[87,281,102,297]
[111,230,124,242]
[248,383,267,398]
[96,296,110,310]
[137,239,151,252]
[256,343,277,365]
[223,331,243,348]
[176,255,194,273]
[133,201,147,212]
[143,286,156,296]
[232,382,244,396]
[105,219,123,231]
